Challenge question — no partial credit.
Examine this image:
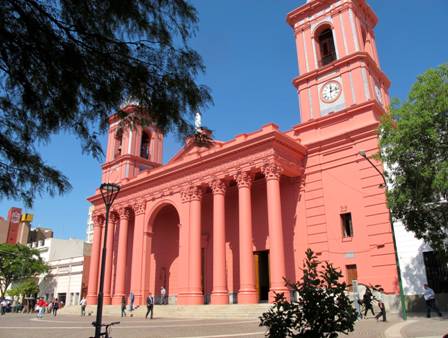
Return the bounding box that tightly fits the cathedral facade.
[87,0,398,306]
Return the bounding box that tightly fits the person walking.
[374,289,387,322]
[0,298,6,315]
[80,297,87,316]
[121,296,126,317]
[362,287,375,317]
[129,291,134,311]
[36,297,47,319]
[160,286,167,305]
[423,284,442,318]
[52,298,59,316]
[47,300,53,314]
[145,293,154,319]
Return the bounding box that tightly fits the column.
[104,212,118,304]
[86,214,104,304]
[113,207,131,304]
[235,172,257,303]
[210,179,228,304]
[263,163,288,299]
[176,189,191,305]
[130,201,146,304]
[188,186,203,304]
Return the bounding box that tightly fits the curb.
[384,320,417,338]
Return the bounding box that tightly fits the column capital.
[118,207,132,220]
[210,179,226,195]
[110,211,120,224]
[181,188,191,203]
[234,171,254,189]
[262,162,283,181]
[189,186,203,201]
[133,201,146,216]
[92,213,105,228]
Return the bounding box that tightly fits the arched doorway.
[150,204,180,304]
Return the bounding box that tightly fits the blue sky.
[1,0,447,240]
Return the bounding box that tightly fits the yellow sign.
[21,213,33,222]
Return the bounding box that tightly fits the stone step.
[59,304,271,319]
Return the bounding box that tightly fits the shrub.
[260,249,357,338]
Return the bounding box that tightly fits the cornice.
[292,52,390,89]
[101,154,162,170]
[293,100,384,135]
[293,100,385,152]
[287,0,377,29]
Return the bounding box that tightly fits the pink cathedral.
[87,0,397,306]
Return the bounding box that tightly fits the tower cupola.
[102,105,163,183]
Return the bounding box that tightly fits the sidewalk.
[386,314,447,338]
[345,313,446,338]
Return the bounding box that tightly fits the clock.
[320,80,342,103]
[375,85,383,104]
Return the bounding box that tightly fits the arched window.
[114,128,123,159]
[140,131,150,159]
[317,27,337,66]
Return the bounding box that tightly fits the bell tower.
[287,0,390,123]
[102,104,163,183]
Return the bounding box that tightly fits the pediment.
[168,138,223,164]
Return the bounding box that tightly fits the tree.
[8,277,40,299]
[0,0,212,207]
[260,249,357,338]
[380,64,448,257]
[0,243,49,297]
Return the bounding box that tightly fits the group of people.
[359,287,386,322]
[120,286,167,318]
[359,283,443,321]
[35,297,62,318]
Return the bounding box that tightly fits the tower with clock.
[285,0,400,295]
[287,0,389,123]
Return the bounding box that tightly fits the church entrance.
[254,250,270,302]
[151,204,180,304]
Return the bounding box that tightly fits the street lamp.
[94,183,120,338]
[359,150,407,320]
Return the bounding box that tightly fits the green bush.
[260,249,357,338]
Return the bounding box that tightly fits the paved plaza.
[0,312,446,338]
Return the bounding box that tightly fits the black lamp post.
[94,183,120,338]
[359,150,407,320]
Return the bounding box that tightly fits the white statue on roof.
[195,112,202,131]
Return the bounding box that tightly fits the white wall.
[36,239,90,306]
[86,205,94,244]
[394,220,432,295]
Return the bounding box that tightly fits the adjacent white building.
[86,205,94,244]
[31,238,91,306]
[394,221,432,295]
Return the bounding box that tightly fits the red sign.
[7,207,22,244]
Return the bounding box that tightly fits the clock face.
[375,85,383,103]
[320,81,342,103]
